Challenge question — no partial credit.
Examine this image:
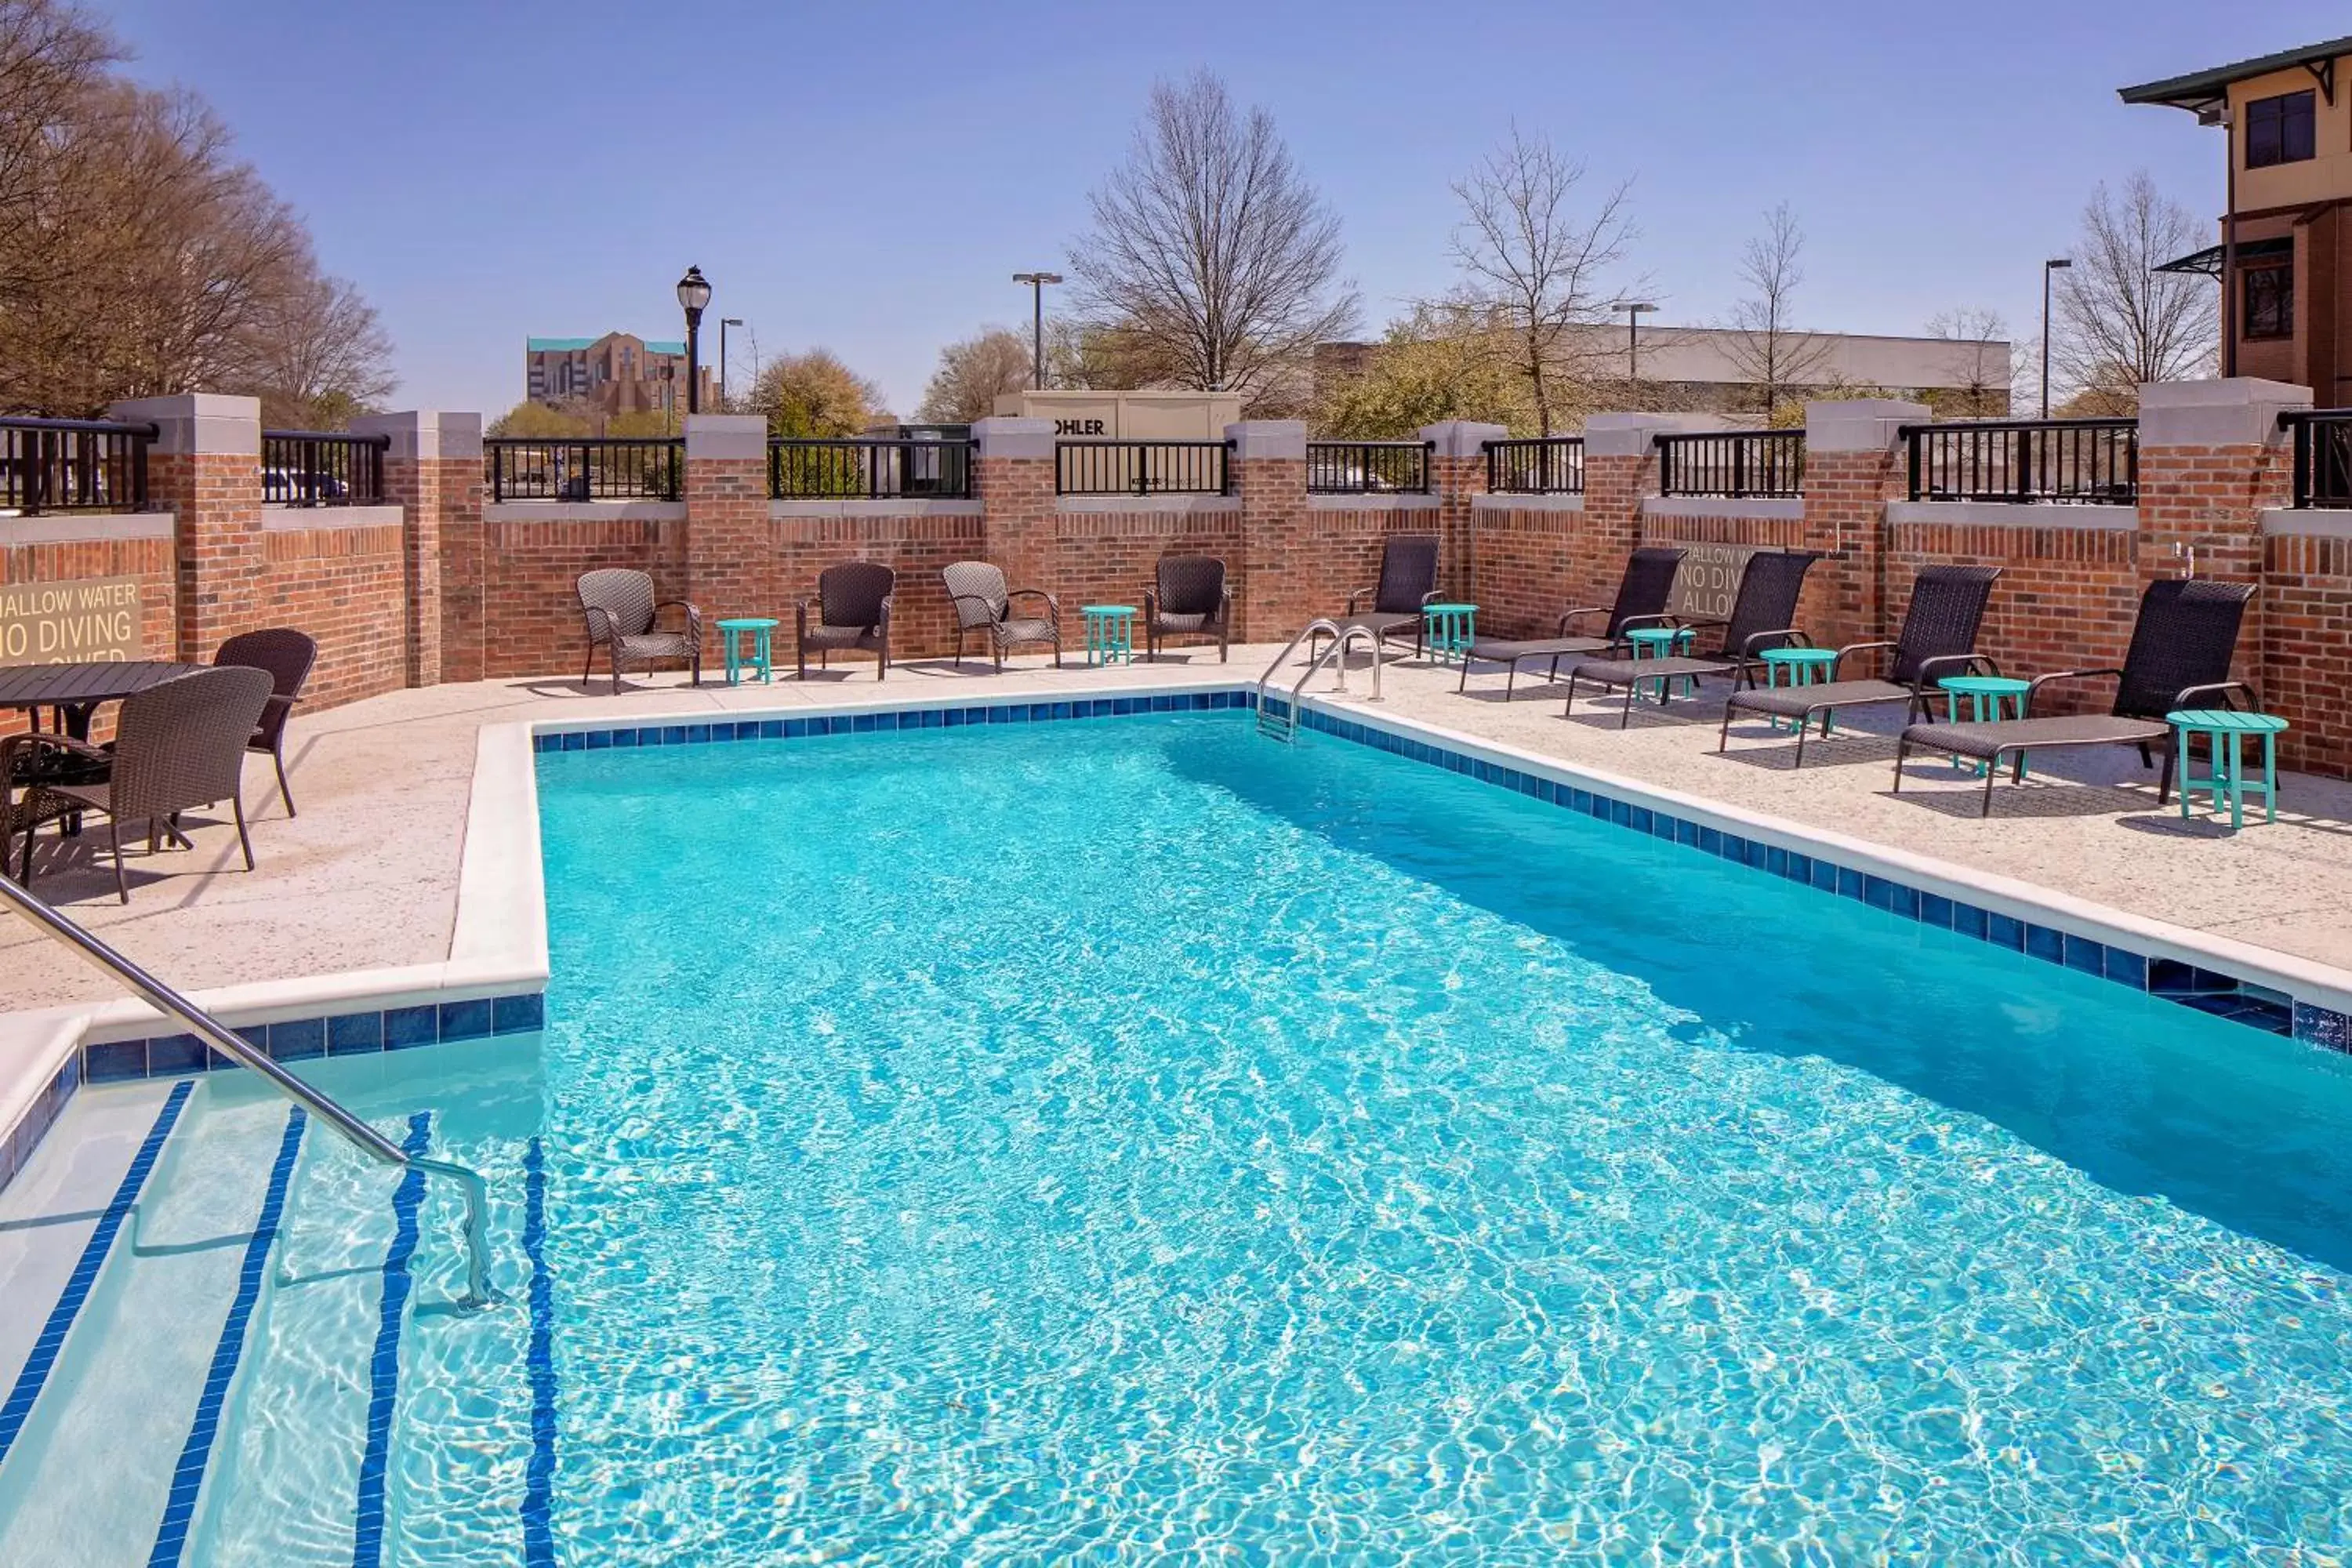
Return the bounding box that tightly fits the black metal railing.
[1903,419,2139,504]
[1656,430,1806,498]
[2282,410,2352,509]
[1055,440,1230,497]
[485,437,682,503]
[1306,439,1431,495]
[0,416,154,515]
[261,430,388,506]
[1485,437,1585,495]
[770,438,975,500]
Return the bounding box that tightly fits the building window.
[2242,262,2293,340]
[2246,90,2316,169]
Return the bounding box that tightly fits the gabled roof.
[2119,36,2352,118]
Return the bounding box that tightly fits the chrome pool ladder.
[0,875,499,1312]
[1255,619,1384,742]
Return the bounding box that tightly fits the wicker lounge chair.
[214,628,317,816]
[576,568,702,695]
[1312,533,1441,658]
[797,562,895,681]
[1456,546,1686,699]
[1717,564,2003,768]
[1144,556,1232,662]
[1561,551,1822,728]
[943,561,1061,670]
[12,665,274,903]
[1893,577,2259,815]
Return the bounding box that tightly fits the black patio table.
[0,659,206,741]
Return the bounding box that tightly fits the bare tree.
[1925,307,2012,417]
[1448,124,1636,434]
[1070,71,1357,404]
[916,327,1032,423]
[1721,202,1832,421]
[2053,172,2220,410]
[236,271,395,426]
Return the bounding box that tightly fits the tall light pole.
[718,317,743,408]
[676,265,712,414]
[2040,258,2071,419]
[1012,271,1063,392]
[1612,299,1659,383]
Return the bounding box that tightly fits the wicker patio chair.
[942,561,1061,670]
[1457,546,1686,699]
[13,665,274,903]
[1718,564,2003,768]
[576,568,702,695]
[214,627,317,816]
[1313,533,1441,658]
[1144,556,1232,662]
[797,562,895,681]
[1894,577,2259,815]
[1563,550,1823,728]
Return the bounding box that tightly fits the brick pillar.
[108,394,262,660]
[973,416,1057,609]
[353,410,480,688]
[1421,421,1504,604]
[683,414,771,624]
[1798,399,1926,650]
[1226,419,1307,640]
[1580,413,1677,608]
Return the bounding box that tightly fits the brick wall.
[771,509,988,664]
[257,519,410,710]
[474,514,684,680]
[1886,517,2141,712]
[1467,498,1583,638]
[152,450,265,660]
[2262,528,2352,775]
[1050,503,1248,652]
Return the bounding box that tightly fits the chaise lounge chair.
[1312,533,1441,659]
[1892,576,2259,815]
[1717,564,2003,768]
[1455,546,1686,699]
[1560,550,1821,728]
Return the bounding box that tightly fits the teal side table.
[1422,604,1477,666]
[1936,673,2032,775]
[714,617,779,685]
[1082,605,1137,667]
[2169,709,2287,829]
[1757,646,1837,730]
[1624,625,1697,702]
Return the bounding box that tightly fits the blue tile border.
[353,1112,432,1568]
[148,1106,306,1565]
[1287,703,2339,1051]
[521,1136,558,1566]
[525,688,1250,755]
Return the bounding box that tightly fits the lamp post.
[676,265,712,415]
[718,317,743,408]
[2040,258,2071,419]
[1612,299,1660,383]
[1012,271,1063,392]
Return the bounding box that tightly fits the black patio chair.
[576,568,701,695]
[1145,556,1232,662]
[214,627,317,816]
[1457,546,1686,699]
[1562,551,1822,728]
[1893,577,2259,815]
[797,562,895,681]
[12,666,274,903]
[943,561,1061,670]
[1719,564,2003,768]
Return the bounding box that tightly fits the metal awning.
[2152,236,2293,277]
[2119,37,2350,118]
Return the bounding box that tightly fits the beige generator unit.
[991,390,1244,440]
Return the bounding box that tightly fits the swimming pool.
[9,700,2352,1562]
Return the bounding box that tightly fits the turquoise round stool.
[2168,709,2287,830]
[1422,604,1477,666]
[1624,625,1697,702]
[1081,605,1137,666]
[1757,646,1838,731]
[1936,673,2032,775]
[714,617,779,685]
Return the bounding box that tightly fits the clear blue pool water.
[528,711,2352,1563]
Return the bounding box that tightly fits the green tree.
[747,349,887,437]
[1314,305,1536,438]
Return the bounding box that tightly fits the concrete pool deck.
[4,643,2350,1021]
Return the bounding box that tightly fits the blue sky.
[96,0,2348,416]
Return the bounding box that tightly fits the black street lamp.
[2041,258,2072,419]
[1611,299,1659,383]
[1013,271,1063,391]
[677,265,712,414]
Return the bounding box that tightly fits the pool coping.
[6,673,2351,1192]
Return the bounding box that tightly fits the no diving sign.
[0,576,143,665]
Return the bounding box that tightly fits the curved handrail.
[0,877,498,1311]
[1255,618,1385,718]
